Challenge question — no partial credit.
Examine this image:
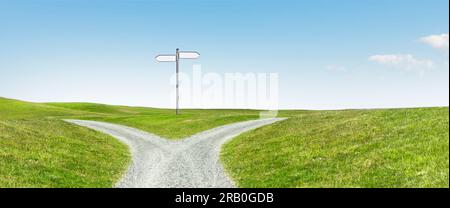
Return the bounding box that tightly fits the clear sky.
[0,0,448,109]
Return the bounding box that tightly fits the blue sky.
[0,0,448,109]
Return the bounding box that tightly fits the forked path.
[65,118,285,188]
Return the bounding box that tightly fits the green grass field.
[0,98,130,187]
[46,102,260,139]
[221,108,449,187]
[1,97,448,187]
[0,97,259,187]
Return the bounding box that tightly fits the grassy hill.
[1,97,448,187]
[0,98,129,187]
[222,108,449,187]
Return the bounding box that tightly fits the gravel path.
[65,118,285,188]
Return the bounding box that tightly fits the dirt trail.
[66,118,285,188]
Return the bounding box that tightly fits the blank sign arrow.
[155,54,176,62]
[179,51,200,59]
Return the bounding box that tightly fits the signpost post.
[156,49,200,115]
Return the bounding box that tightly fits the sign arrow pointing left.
[155,54,176,62]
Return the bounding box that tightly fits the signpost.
[155,49,200,115]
